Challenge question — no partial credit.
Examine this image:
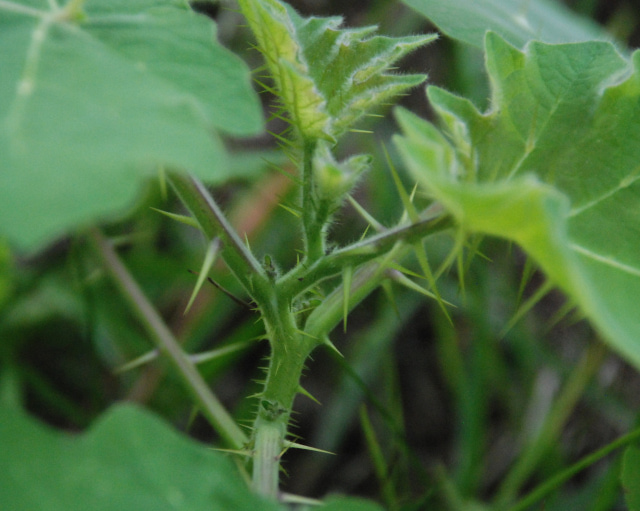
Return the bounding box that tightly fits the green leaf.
[622,445,640,511]
[401,0,611,49]
[0,0,263,251]
[321,496,385,511]
[0,403,281,511]
[238,0,434,142]
[394,33,640,369]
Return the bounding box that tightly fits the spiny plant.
[175,0,442,498]
[3,0,640,509]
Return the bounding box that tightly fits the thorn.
[113,349,159,373]
[188,341,251,364]
[499,280,553,339]
[278,203,302,218]
[322,336,344,357]
[347,195,385,233]
[150,208,201,230]
[184,239,221,315]
[280,493,324,506]
[382,280,400,318]
[343,266,353,332]
[383,142,419,224]
[297,385,321,405]
[282,441,334,455]
[187,269,254,310]
[294,328,318,340]
[210,447,253,457]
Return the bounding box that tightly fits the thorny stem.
[250,284,318,496]
[88,228,247,450]
[167,169,455,499]
[278,209,453,301]
[168,172,267,297]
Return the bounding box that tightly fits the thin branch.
[88,227,248,450]
[168,172,266,294]
[278,211,454,301]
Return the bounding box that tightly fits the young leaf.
[238,0,435,142]
[401,0,610,49]
[0,0,263,251]
[0,404,281,511]
[394,33,640,369]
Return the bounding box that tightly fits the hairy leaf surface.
[395,33,640,368]
[0,0,263,250]
[238,0,434,142]
[401,0,610,49]
[0,403,280,511]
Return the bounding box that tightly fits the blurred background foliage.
[2,0,640,509]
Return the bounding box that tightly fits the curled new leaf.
[238,0,435,143]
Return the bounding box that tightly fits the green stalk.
[278,211,453,301]
[494,342,606,507]
[168,170,319,497]
[251,290,318,497]
[509,426,640,511]
[168,172,267,296]
[88,228,247,450]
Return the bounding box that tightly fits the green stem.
[508,426,640,511]
[278,212,453,301]
[168,172,267,296]
[88,228,247,449]
[251,303,316,497]
[494,342,606,507]
[252,418,285,498]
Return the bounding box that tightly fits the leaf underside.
[395,32,640,369]
[0,0,263,251]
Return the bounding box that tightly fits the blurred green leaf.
[0,403,281,511]
[622,445,640,511]
[401,0,611,49]
[0,0,263,251]
[322,496,385,511]
[395,33,640,368]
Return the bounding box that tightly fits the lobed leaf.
[0,403,281,511]
[394,33,640,369]
[0,0,263,251]
[401,0,611,49]
[238,0,434,142]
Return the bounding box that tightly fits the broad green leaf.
[401,0,610,49]
[238,0,434,142]
[0,403,281,511]
[0,0,263,251]
[394,33,640,369]
[622,445,640,511]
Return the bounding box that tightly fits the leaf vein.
[569,171,640,217]
[570,243,640,277]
